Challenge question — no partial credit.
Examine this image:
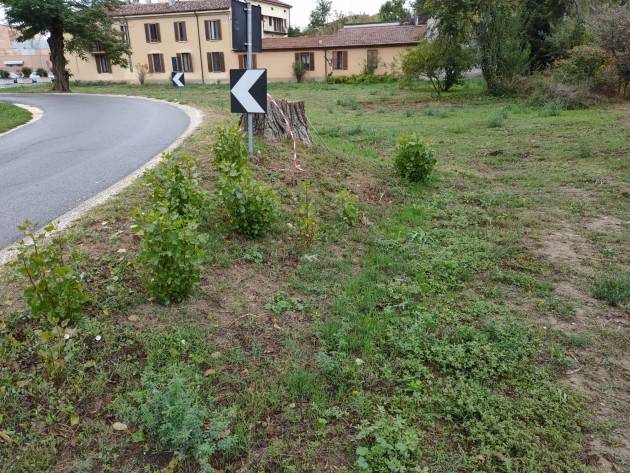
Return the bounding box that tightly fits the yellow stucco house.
[66,0,427,84]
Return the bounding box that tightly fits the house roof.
[112,0,291,17]
[262,24,426,51]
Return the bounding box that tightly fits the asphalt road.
[0,94,190,249]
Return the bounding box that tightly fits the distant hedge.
[326,73,397,84]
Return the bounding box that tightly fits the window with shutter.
[145,23,161,43]
[207,52,225,72]
[174,22,187,42]
[94,54,111,74]
[297,52,315,71]
[367,49,378,71]
[148,53,165,73]
[333,51,347,70]
[176,53,193,72]
[205,20,222,40]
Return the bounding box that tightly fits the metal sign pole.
[246,1,254,155]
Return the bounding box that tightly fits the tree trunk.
[240,98,312,145]
[48,21,70,93]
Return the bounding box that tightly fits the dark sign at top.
[232,0,262,52]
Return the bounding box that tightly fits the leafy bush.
[335,190,360,226]
[402,37,475,94]
[212,126,249,176]
[146,153,209,221]
[592,273,630,307]
[554,46,609,85]
[394,134,436,182]
[486,108,509,128]
[132,207,207,304]
[295,182,319,248]
[218,175,277,238]
[293,61,307,83]
[114,370,237,470]
[327,73,396,84]
[355,408,423,472]
[540,100,563,117]
[20,66,32,77]
[213,126,278,238]
[35,68,48,77]
[10,222,89,326]
[0,69,10,79]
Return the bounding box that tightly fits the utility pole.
[246,1,254,155]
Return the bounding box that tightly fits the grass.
[592,273,630,307]
[0,102,32,133]
[1,79,629,472]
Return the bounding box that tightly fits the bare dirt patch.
[532,225,595,273]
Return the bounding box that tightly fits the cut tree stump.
[240,98,312,146]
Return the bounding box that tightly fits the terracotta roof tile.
[112,0,230,17]
[262,24,426,50]
[111,0,291,17]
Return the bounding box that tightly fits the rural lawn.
[0,102,32,134]
[0,81,628,472]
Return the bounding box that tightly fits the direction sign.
[230,69,267,114]
[171,72,185,88]
[232,0,262,52]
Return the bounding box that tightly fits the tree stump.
[240,98,312,146]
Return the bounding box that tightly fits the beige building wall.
[68,10,237,83]
[262,46,411,82]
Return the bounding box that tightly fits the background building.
[0,24,51,73]
[66,0,426,84]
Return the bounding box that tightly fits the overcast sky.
[289,0,385,28]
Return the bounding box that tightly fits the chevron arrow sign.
[171,72,185,88]
[230,69,267,114]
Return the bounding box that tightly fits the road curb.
[0,103,43,139]
[0,94,204,265]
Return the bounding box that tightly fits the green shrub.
[146,153,209,220]
[575,139,593,159]
[132,207,207,304]
[554,46,609,85]
[486,108,509,128]
[355,408,423,472]
[36,68,48,77]
[293,61,307,83]
[21,66,32,77]
[336,97,360,110]
[218,175,277,238]
[114,370,237,469]
[335,190,360,226]
[296,182,319,248]
[0,70,9,79]
[592,273,630,307]
[327,73,396,84]
[540,100,563,117]
[393,134,436,182]
[212,126,249,176]
[10,222,89,326]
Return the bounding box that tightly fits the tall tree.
[308,0,333,30]
[1,0,130,92]
[379,0,410,22]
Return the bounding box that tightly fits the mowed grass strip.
[0,80,628,472]
[0,102,32,134]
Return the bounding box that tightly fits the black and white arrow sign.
[230,69,267,114]
[171,72,185,88]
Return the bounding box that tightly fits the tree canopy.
[1,0,130,92]
[379,0,410,22]
[308,0,333,30]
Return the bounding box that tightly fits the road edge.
[0,95,204,265]
[0,103,43,139]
